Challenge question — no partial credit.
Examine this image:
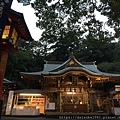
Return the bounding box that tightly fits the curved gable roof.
[20,55,120,78]
[49,54,88,72]
[9,9,33,41]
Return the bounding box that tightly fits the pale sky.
[11,0,42,41]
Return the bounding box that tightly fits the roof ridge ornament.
[69,52,75,59]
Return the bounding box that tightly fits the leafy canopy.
[31,0,115,55]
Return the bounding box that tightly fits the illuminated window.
[115,85,120,91]
[11,28,18,44]
[2,25,10,39]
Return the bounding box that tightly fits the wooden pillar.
[111,94,115,115]
[89,92,94,112]
[59,92,62,112]
[57,79,60,111]
[0,50,8,98]
[87,78,90,113]
[0,49,8,116]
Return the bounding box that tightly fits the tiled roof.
[9,9,33,41]
[20,55,120,77]
[3,78,14,84]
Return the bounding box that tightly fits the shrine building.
[19,54,120,114]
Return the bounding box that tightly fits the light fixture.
[80,101,82,104]
[67,92,76,94]
[21,76,23,78]
[19,93,41,96]
[2,42,7,44]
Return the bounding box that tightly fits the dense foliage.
[5,40,120,88]
[31,0,117,56]
[5,0,120,88]
[98,0,120,38]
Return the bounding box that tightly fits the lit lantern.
[0,9,33,114]
[0,9,33,52]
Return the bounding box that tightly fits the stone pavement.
[1,112,118,120]
[1,116,47,120]
[1,115,119,120]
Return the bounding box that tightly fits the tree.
[98,0,120,39]
[98,62,120,74]
[77,42,116,64]
[5,40,44,88]
[5,0,120,86]
[31,0,114,56]
[113,41,120,62]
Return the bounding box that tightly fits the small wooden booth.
[109,86,120,115]
[11,89,46,116]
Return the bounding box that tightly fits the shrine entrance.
[61,87,88,112]
[56,74,90,113]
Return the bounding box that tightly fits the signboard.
[5,91,14,115]
[115,85,120,91]
[32,98,45,106]
[45,103,55,110]
[114,107,120,115]
[0,0,13,41]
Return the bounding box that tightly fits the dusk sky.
[11,0,42,41]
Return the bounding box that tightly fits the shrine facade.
[20,54,120,113]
